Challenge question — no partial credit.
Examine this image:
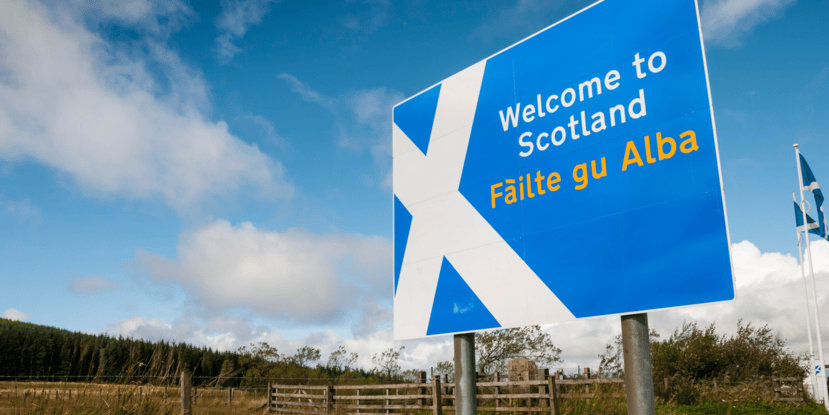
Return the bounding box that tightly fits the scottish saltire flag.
[795,200,822,236]
[800,154,826,238]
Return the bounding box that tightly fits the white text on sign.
[498,51,667,158]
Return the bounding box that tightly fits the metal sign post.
[453,333,477,415]
[622,313,655,415]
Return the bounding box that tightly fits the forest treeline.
[1,317,807,392]
[0,318,374,387]
[0,317,235,384]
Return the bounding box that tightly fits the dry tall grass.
[0,381,269,414]
[0,380,821,415]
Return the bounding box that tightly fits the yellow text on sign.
[622,130,699,171]
[491,171,561,209]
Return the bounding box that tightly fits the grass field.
[0,381,267,414]
[0,381,824,415]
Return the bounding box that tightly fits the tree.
[475,326,562,374]
[290,346,321,367]
[434,360,454,382]
[597,329,660,378]
[238,342,283,363]
[651,320,804,381]
[598,320,805,382]
[327,346,359,372]
[373,346,404,380]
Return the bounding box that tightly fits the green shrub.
[600,320,807,383]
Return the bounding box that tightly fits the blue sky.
[1,0,829,371]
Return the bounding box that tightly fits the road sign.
[392,0,734,340]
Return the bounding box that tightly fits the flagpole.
[796,214,820,400]
[795,143,829,409]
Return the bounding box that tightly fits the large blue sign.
[392,0,734,340]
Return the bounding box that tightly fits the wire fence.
[0,372,812,412]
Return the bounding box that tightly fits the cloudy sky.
[1,0,829,373]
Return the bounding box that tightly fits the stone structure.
[507,358,539,381]
[507,358,539,394]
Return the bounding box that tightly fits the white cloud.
[105,315,246,352]
[341,239,829,372]
[546,239,829,371]
[69,276,120,295]
[2,309,30,321]
[701,0,796,48]
[104,312,444,372]
[56,0,195,38]
[0,1,290,212]
[135,219,391,324]
[235,115,287,148]
[118,239,829,374]
[277,74,338,112]
[294,328,454,372]
[471,0,795,49]
[469,0,580,43]
[278,74,403,190]
[337,0,392,37]
[351,300,393,338]
[1,197,42,226]
[106,315,171,339]
[215,0,278,63]
[339,88,404,191]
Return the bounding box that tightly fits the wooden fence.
[0,372,807,413]
[268,369,624,415]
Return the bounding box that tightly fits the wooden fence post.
[356,387,362,414]
[547,376,559,415]
[267,383,272,411]
[440,375,454,405]
[432,376,443,415]
[537,369,549,407]
[442,374,450,405]
[555,371,563,397]
[327,385,335,414]
[385,387,390,415]
[181,370,192,415]
[418,371,427,407]
[494,372,500,410]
